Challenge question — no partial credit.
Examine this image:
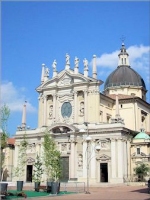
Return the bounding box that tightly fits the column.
[70,141,75,178]
[53,94,56,122]
[117,139,123,179]
[14,144,19,167]
[111,139,117,178]
[74,91,78,123]
[74,143,77,178]
[127,139,131,178]
[82,140,87,178]
[43,95,47,126]
[123,140,127,177]
[84,90,88,122]
[90,140,96,178]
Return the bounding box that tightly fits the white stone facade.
[4,45,150,185]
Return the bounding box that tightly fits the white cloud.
[1,81,37,113]
[95,50,119,69]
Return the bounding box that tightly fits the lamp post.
[85,135,91,194]
[79,122,100,194]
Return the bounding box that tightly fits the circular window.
[61,102,72,118]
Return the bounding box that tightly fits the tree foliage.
[42,129,62,181]
[0,104,10,149]
[32,154,43,182]
[13,134,28,180]
[134,163,150,181]
[0,104,10,180]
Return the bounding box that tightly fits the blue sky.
[1,1,150,136]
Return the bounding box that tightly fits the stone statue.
[78,154,83,169]
[49,105,53,119]
[80,102,84,116]
[83,58,88,69]
[66,53,70,65]
[74,56,79,68]
[52,59,57,71]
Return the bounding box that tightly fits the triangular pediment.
[57,73,73,86]
[36,70,93,91]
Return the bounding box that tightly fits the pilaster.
[84,90,88,122]
[82,140,87,178]
[43,95,47,126]
[110,138,117,178]
[74,91,78,123]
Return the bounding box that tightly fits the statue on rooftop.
[66,53,70,65]
[52,59,57,71]
[83,58,88,70]
[74,56,79,68]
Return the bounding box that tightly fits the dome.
[104,66,146,90]
[104,43,146,91]
[134,129,150,139]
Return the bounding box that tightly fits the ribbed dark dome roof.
[104,65,146,90]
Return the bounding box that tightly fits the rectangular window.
[137,147,140,155]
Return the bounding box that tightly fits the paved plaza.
[8,185,150,200]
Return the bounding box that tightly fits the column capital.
[110,138,117,142]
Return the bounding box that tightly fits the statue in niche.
[49,105,53,119]
[61,143,67,151]
[79,102,84,116]
[74,56,79,68]
[83,58,88,69]
[78,154,83,169]
[68,143,71,150]
[52,59,57,71]
[66,53,70,65]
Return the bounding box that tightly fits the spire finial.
[120,35,126,45]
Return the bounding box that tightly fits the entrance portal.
[60,157,69,181]
[26,165,33,182]
[100,163,108,182]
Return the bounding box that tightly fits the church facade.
[6,43,150,184]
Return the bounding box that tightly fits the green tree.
[13,134,28,180]
[32,154,43,182]
[42,129,62,181]
[0,104,10,149]
[134,163,150,181]
[0,104,10,180]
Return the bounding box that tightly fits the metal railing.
[60,182,85,193]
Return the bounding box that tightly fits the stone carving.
[68,143,71,150]
[101,142,107,148]
[26,143,36,153]
[52,59,57,71]
[62,116,70,123]
[79,102,84,116]
[74,56,79,68]
[61,143,67,151]
[97,154,111,161]
[27,157,35,164]
[49,105,53,119]
[83,58,88,69]
[66,53,70,65]
[78,154,83,169]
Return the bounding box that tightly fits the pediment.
[27,157,35,164]
[96,154,111,161]
[58,74,73,86]
[36,69,100,93]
